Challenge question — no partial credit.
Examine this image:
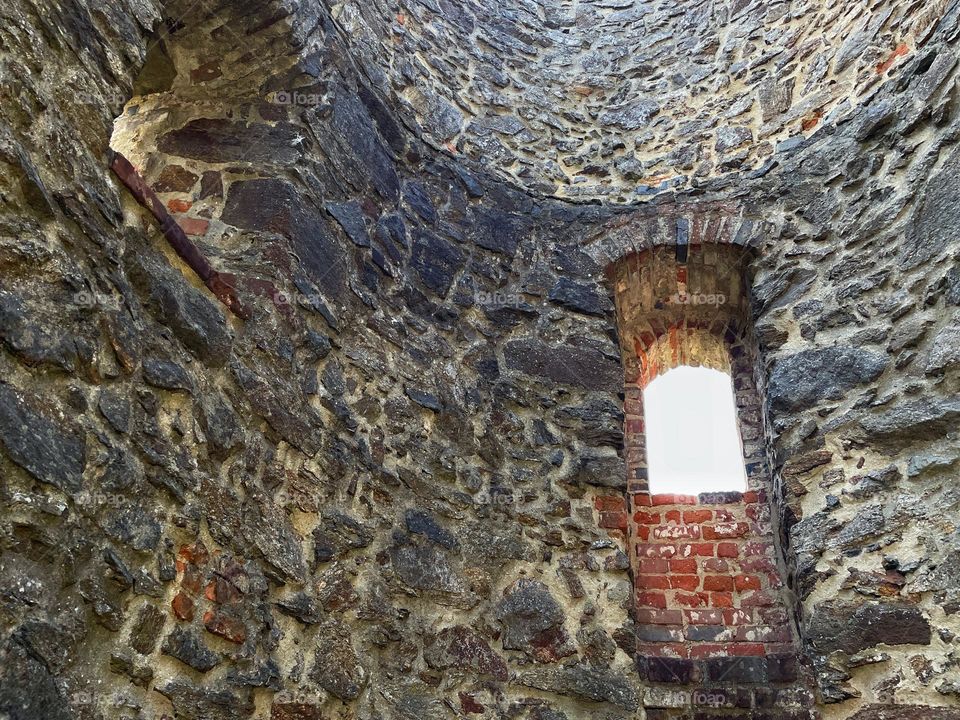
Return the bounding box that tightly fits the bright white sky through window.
[644,366,748,496]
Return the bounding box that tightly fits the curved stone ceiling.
[329,0,947,202]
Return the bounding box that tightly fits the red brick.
[636,525,650,541]
[670,575,701,591]
[637,642,690,658]
[689,644,726,659]
[677,542,715,557]
[743,541,773,556]
[702,558,729,573]
[742,491,759,503]
[595,496,625,512]
[740,557,776,573]
[710,592,734,608]
[651,494,697,506]
[685,609,723,625]
[759,607,789,625]
[172,591,194,621]
[767,572,784,589]
[728,642,765,657]
[702,576,735,592]
[633,494,653,507]
[634,511,661,525]
[723,609,753,626]
[740,591,776,607]
[735,625,792,643]
[636,543,676,559]
[735,574,762,592]
[167,198,193,213]
[636,609,684,625]
[675,592,709,608]
[637,591,668,609]
[653,524,701,540]
[179,217,210,236]
[636,574,671,590]
[669,558,698,574]
[683,509,713,523]
[702,522,749,540]
[717,542,739,558]
[714,508,736,522]
[638,559,669,574]
[599,510,628,529]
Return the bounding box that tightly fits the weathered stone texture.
[1,0,960,719]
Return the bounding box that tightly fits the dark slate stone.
[200,391,243,460]
[569,452,626,489]
[405,509,457,549]
[925,321,960,375]
[849,706,960,720]
[516,664,639,709]
[231,360,324,457]
[0,384,84,493]
[161,627,219,672]
[126,249,233,363]
[767,346,888,412]
[495,578,564,651]
[98,389,130,434]
[157,681,253,720]
[0,640,71,720]
[403,181,437,224]
[142,357,193,392]
[424,626,508,680]
[860,397,960,448]
[905,146,960,269]
[102,503,162,551]
[332,89,400,201]
[221,179,346,297]
[503,339,621,392]
[470,207,527,257]
[807,601,931,655]
[198,170,223,199]
[410,229,464,296]
[0,291,77,370]
[404,386,442,411]
[312,509,374,563]
[309,619,366,701]
[129,604,166,655]
[390,536,464,593]
[357,83,405,154]
[326,200,371,247]
[157,118,302,165]
[547,278,610,316]
[946,266,960,306]
[275,592,325,625]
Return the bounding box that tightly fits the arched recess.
[597,237,820,717]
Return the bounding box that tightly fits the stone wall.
[1,0,960,719]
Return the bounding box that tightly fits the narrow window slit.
[643,365,747,496]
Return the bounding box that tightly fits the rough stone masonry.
[1,0,959,719]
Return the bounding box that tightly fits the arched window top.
[643,365,747,496]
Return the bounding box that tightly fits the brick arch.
[595,242,819,717]
[581,203,777,268]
